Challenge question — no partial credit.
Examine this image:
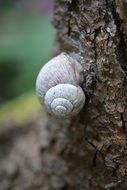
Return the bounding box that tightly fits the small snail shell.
[36,52,85,117]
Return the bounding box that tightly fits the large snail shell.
[36,53,85,117]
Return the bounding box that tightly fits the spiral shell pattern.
[36,53,86,117]
[44,84,85,117]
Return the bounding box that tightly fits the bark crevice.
[113,0,127,74]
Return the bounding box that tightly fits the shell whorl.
[36,53,86,117]
[44,84,85,117]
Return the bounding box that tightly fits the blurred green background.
[0,0,54,104]
[0,0,53,103]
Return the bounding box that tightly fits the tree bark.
[0,0,127,190]
[53,1,127,189]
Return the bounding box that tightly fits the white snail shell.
[36,52,86,117]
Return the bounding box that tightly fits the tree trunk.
[54,0,127,190]
[53,0,127,189]
[0,0,127,190]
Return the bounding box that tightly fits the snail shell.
[36,52,85,117]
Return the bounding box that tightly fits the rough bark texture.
[0,0,127,190]
[53,0,127,189]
